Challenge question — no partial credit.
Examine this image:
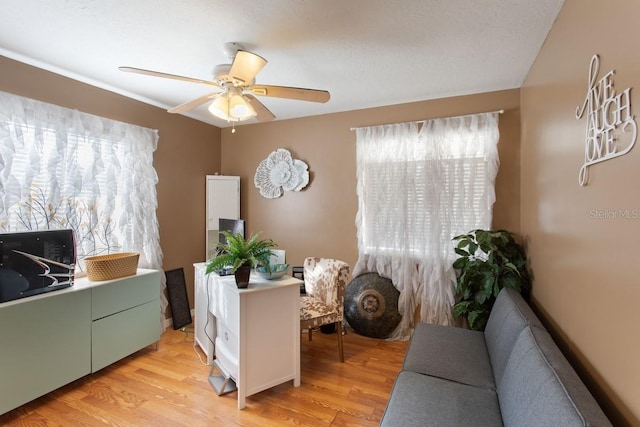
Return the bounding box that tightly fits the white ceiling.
[1,0,564,128]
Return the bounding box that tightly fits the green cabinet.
[0,269,161,415]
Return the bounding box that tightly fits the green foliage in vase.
[452,229,532,331]
[205,231,277,275]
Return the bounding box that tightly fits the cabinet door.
[0,289,91,414]
[206,176,240,230]
[206,175,240,259]
[193,263,215,364]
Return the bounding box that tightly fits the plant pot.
[234,265,251,288]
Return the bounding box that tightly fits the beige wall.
[521,0,640,425]
[0,56,222,312]
[221,89,521,274]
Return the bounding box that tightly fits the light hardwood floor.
[1,326,408,426]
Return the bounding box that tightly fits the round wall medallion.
[344,272,402,339]
[254,148,309,199]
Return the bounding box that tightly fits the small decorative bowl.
[255,264,289,280]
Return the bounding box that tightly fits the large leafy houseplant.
[452,229,532,331]
[206,231,276,287]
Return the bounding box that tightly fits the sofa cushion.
[403,322,495,389]
[498,327,612,427]
[484,288,545,387]
[380,371,503,427]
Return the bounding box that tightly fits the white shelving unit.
[205,175,240,261]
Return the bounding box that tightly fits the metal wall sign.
[576,54,636,186]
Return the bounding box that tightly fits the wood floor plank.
[0,326,407,426]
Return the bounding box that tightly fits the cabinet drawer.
[216,320,239,357]
[92,270,160,320]
[91,299,160,372]
[210,280,240,330]
[215,336,239,381]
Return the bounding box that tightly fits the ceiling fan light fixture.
[208,89,256,122]
[120,44,329,125]
[230,94,255,118]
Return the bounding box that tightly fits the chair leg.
[336,321,344,363]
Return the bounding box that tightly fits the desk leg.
[237,388,246,409]
[294,288,301,387]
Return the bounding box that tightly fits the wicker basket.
[85,252,140,281]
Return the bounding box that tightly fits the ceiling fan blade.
[228,50,267,84]
[250,85,330,103]
[245,94,275,122]
[168,92,221,114]
[119,66,220,88]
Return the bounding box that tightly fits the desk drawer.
[216,320,239,359]
[215,336,239,381]
[210,279,240,329]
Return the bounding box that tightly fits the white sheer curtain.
[0,90,167,325]
[354,112,500,339]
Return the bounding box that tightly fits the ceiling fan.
[119,42,330,123]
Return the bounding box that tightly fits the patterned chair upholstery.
[300,257,350,362]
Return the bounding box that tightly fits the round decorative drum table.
[344,272,402,339]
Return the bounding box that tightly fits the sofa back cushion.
[484,288,545,386]
[498,327,611,427]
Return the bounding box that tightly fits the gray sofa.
[380,288,611,426]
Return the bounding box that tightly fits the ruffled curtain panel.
[0,90,167,325]
[354,112,500,339]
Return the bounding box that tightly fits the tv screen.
[218,218,245,246]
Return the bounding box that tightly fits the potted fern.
[206,231,277,288]
[452,229,532,331]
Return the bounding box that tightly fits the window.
[354,112,500,338]
[362,157,488,258]
[0,90,162,275]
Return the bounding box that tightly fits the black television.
[0,229,76,303]
[218,218,245,246]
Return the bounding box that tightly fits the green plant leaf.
[454,247,469,257]
[468,310,480,330]
[469,241,478,255]
[453,257,468,270]
[454,300,473,317]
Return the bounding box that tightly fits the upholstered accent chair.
[300,257,350,362]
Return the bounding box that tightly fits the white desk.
[193,263,302,409]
